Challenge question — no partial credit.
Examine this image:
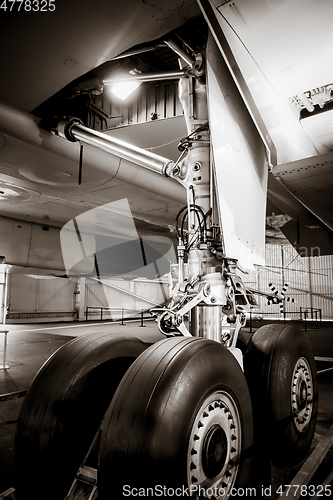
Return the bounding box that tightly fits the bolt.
[198,421,204,428]
[194,434,200,441]
[203,412,209,418]
[190,462,197,470]
[191,476,198,483]
[191,449,197,455]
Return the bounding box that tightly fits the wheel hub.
[187,391,241,499]
[291,357,313,432]
[202,424,228,478]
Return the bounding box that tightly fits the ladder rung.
[77,465,98,485]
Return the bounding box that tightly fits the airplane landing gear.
[13,325,318,499]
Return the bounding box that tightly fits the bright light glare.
[110,81,141,100]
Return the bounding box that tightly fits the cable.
[175,205,188,240]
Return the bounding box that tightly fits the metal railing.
[247,308,323,333]
[85,307,150,326]
[300,307,322,330]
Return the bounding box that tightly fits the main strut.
[54,61,248,368]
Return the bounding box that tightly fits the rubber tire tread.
[98,336,253,500]
[15,330,163,500]
[243,324,318,469]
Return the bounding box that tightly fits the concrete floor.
[0,319,332,496]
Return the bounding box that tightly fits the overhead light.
[110,80,141,100]
[104,67,186,100]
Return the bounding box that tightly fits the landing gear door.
[206,33,268,268]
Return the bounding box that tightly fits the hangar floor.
[0,319,332,497]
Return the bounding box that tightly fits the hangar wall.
[89,81,183,130]
[5,275,170,323]
[6,275,76,323]
[245,245,333,319]
[2,244,333,323]
[84,278,170,322]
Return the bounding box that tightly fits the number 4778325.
[0,0,56,11]
[276,484,332,497]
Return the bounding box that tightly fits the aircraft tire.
[14,329,163,500]
[243,324,318,469]
[98,336,253,500]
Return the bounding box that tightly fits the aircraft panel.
[207,33,268,268]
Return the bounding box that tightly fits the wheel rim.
[187,390,241,499]
[291,357,313,432]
